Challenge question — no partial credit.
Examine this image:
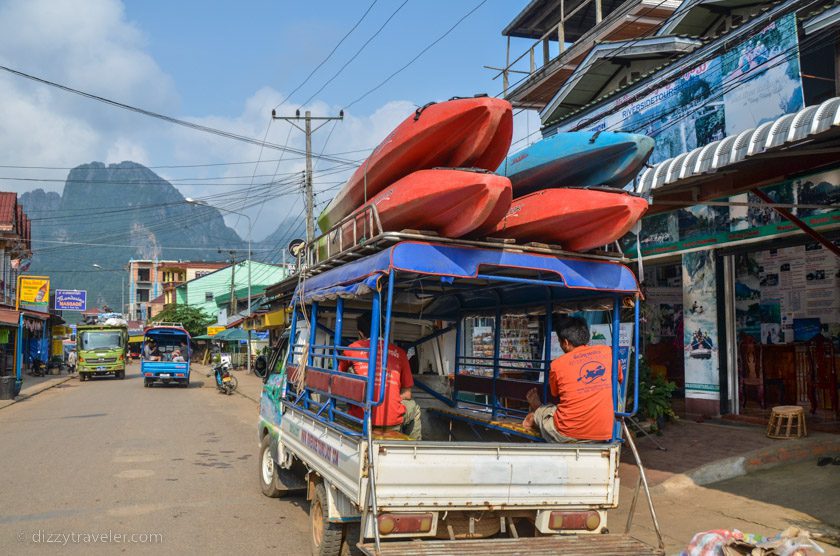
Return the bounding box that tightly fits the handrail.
[303,203,384,269]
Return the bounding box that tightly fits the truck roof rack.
[294,204,627,281]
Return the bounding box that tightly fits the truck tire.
[143,378,151,388]
[79,374,87,382]
[259,435,283,498]
[311,482,344,556]
[117,370,125,380]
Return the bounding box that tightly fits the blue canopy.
[294,241,639,304]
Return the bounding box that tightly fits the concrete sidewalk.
[0,372,75,410]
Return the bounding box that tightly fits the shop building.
[127,259,228,321]
[497,0,840,420]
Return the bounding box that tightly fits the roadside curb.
[656,434,840,490]
[0,375,75,411]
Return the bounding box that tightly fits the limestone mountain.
[19,161,300,311]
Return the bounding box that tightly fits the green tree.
[151,305,215,337]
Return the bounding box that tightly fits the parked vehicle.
[141,323,191,388]
[258,233,663,556]
[207,361,237,395]
[76,324,128,381]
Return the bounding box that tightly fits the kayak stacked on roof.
[317,96,514,238]
[492,130,655,251]
[316,95,654,254]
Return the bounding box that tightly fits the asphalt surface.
[0,362,310,555]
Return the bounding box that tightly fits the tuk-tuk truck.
[258,232,664,556]
[76,324,128,381]
[141,323,191,388]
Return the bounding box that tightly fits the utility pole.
[271,109,343,242]
[220,249,237,318]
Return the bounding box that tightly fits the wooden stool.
[766,405,807,439]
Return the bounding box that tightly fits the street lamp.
[92,264,124,316]
[185,198,253,373]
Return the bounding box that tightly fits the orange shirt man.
[339,312,421,440]
[524,317,621,442]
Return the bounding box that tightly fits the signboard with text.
[18,275,50,308]
[207,326,226,336]
[54,289,87,312]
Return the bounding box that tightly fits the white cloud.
[0,0,177,192]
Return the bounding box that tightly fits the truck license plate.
[159,373,171,378]
[96,366,107,371]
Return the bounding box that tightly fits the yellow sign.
[18,275,50,307]
[207,326,226,336]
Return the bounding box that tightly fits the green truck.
[76,324,128,381]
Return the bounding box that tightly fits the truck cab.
[76,324,128,381]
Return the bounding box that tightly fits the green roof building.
[173,260,287,319]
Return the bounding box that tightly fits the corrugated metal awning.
[636,96,840,199]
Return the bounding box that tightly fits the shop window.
[801,39,837,106]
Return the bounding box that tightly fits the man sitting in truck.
[523,317,621,443]
[339,312,421,440]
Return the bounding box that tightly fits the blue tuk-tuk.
[141,323,191,388]
[258,238,663,555]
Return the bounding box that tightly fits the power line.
[343,0,487,110]
[0,64,359,166]
[273,0,380,111]
[300,0,410,108]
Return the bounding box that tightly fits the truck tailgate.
[373,442,619,509]
[358,534,662,555]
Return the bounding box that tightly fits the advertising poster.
[682,251,719,399]
[589,323,634,373]
[18,276,50,308]
[54,289,87,312]
[720,16,804,135]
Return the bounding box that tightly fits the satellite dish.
[288,239,306,258]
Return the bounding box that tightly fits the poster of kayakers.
[682,251,720,400]
[720,14,804,136]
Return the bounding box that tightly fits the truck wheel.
[182,377,190,388]
[79,374,87,382]
[117,370,125,380]
[341,523,363,556]
[311,483,343,556]
[259,435,283,498]
[143,378,151,388]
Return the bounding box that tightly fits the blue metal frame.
[279,251,641,443]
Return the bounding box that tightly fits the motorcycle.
[27,358,47,377]
[207,362,237,395]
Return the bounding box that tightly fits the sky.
[0,0,540,240]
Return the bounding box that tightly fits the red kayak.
[318,96,513,232]
[489,188,649,251]
[319,169,511,254]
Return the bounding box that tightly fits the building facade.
[173,260,289,323]
[127,260,229,321]
[499,0,840,418]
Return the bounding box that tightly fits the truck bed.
[358,534,663,555]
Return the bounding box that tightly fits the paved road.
[0,362,310,555]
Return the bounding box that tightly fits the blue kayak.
[498,131,654,196]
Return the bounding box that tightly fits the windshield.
[80,331,124,350]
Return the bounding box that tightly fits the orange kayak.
[318,96,513,232]
[320,169,511,254]
[490,188,649,251]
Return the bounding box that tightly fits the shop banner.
[578,13,803,165]
[18,276,50,308]
[207,325,226,336]
[54,289,87,312]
